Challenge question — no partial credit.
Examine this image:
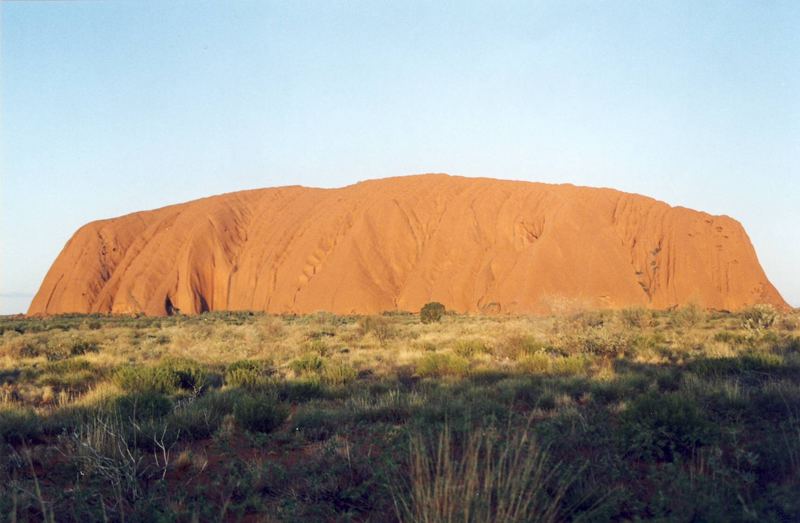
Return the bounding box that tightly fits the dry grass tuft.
[396,419,573,523]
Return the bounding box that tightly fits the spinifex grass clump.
[224,359,275,389]
[114,358,206,394]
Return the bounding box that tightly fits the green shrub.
[225,359,274,390]
[0,407,42,444]
[688,353,784,378]
[417,353,469,378]
[291,408,346,441]
[622,393,713,461]
[40,335,100,361]
[40,404,98,435]
[453,339,490,358]
[552,356,588,376]
[322,363,358,386]
[67,338,100,356]
[114,392,173,420]
[669,304,705,328]
[114,359,206,394]
[38,358,99,391]
[420,302,446,324]
[290,353,326,375]
[232,393,288,433]
[161,358,207,391]
[278,380,325,402]
[2,334,48,358]
[114,366,179,394]
[496,378,539,408]
[576,332,628,357]
[517,353,551,374]
[80,318,103,330]
[168,394,227,440]
[589,382,626,405]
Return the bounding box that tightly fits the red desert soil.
[29,174,787,316]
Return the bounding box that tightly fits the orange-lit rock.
[29,174,787,315]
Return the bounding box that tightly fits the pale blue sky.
[1,1,798,314]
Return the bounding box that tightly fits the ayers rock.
[29,174,787,316]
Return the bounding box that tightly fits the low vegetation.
[0,305,798,521]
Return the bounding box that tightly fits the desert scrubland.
[1,306,799,521]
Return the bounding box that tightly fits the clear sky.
[1,1,798,314]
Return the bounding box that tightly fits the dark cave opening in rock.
[197,294,210,313]
[164,296,179,316]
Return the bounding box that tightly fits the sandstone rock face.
[29,174,787,316]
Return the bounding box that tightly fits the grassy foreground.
[1,306,799,522]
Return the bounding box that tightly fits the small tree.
[420,302,446,324]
